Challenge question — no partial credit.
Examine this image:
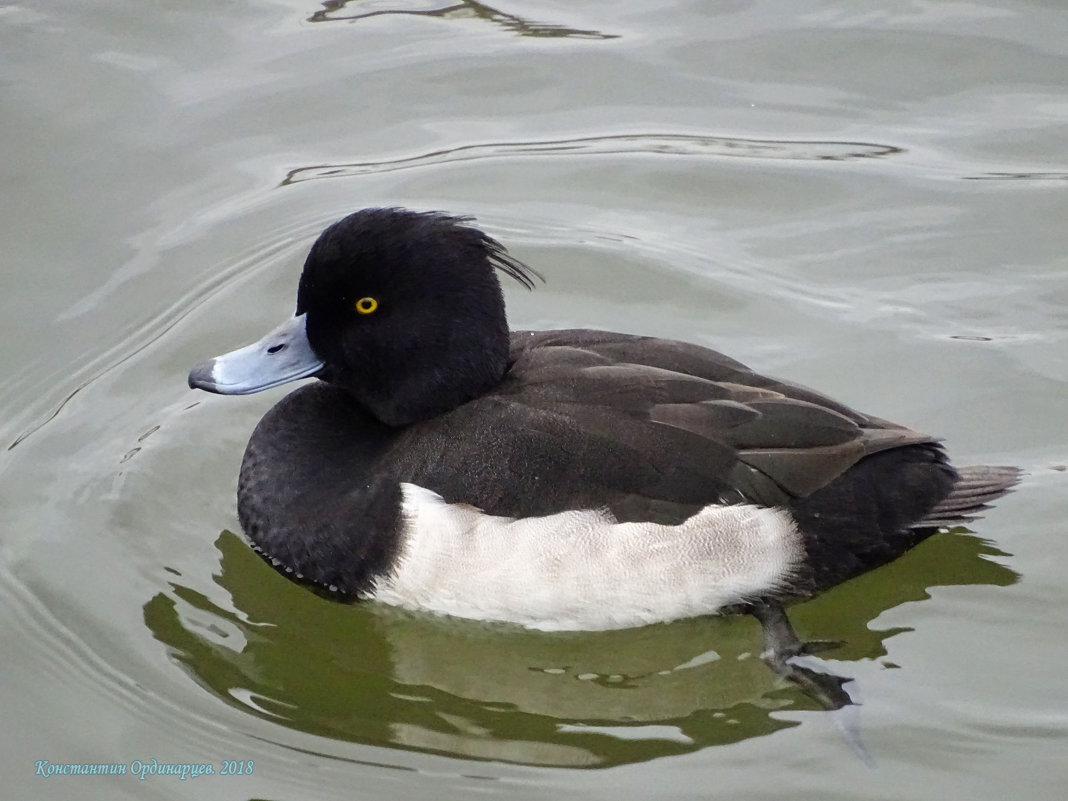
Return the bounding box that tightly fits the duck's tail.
[913,465,1022,528]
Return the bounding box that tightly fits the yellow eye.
[354,296,379,315]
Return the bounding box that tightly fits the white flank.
[369,484,804,631]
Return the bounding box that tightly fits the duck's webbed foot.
[750,600,853,711]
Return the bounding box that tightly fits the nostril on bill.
[267,344,286,354]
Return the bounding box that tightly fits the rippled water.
[2,1,1067,799]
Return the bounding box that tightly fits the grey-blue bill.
[188,313,323,395]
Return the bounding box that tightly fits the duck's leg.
[751,601,875,765]
[750,600,853,710]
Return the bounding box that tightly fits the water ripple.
[963,171,1068,182]
[4,221,311,451]
[309,0,619,40]
[281,133,903,185]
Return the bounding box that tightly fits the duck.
[188,207,1018,703]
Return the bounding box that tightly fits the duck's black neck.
[320,324,511,427]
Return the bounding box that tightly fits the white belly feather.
[369,483,804,631]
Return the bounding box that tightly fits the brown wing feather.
[507,329,938,506]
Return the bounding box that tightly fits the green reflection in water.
[144,529,1016,767]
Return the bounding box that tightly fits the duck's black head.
[188,208,539,426]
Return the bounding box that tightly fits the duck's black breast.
[237,384,404,596]
[237,327,956,599]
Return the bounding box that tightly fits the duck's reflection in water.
[143,527,1015,767]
